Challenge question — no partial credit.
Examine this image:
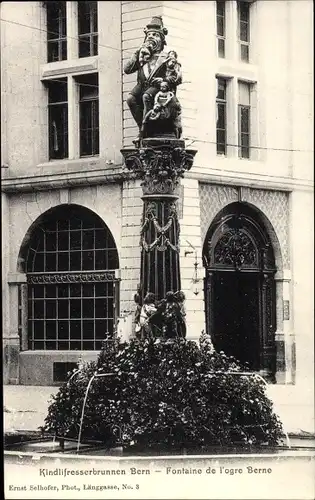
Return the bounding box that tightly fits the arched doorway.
[18,204,120,352]
[203,202,277,380]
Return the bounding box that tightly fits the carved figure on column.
[124,16,183,140]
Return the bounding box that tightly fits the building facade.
[1,1,313,433]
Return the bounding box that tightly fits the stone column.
[121,137,197,303]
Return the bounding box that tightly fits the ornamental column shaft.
[122,138,196,304]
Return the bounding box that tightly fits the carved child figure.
[142,80,174,127]
[165,50,181,92]
[139,292,157,339]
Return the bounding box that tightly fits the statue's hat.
[144,16,168,40]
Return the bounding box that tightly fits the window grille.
[78,1,98,58]
[47,1,67,62]
[25,206,119,351]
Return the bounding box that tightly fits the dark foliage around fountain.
[42,332,284,451]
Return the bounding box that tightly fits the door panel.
[212,272,260,370]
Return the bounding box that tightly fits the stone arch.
[202,201,282,381]
[17,203,120,273]
[202,201,283,275]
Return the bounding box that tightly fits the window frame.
[78,1,98,58]
[216,1,226,59]
[46,1,67,63]
[238,81,251,159]
[78,75,100,157]
[238,1,250,63]
[47,79,69,160]
[216,77,227,156]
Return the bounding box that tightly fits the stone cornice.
[187,168,314,192]
[1,165,132,193]
[2,164,313,194]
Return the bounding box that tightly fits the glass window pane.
[82,230,94,250]
[83,299,94,318]
[217,79,226,100]
[46,286,57,298]
[218,38,225,58]
[70,231,81,250]
[95,230,107,249]
[58,300,69,319]
[82,250,94,270]
[240,21,249,42]
[46,341,57,350]
[217,103,226,129]
[70,284,81,297]
[240,43,249,62]
[82,320,94,339]
[83,341,94,350]
[70,341,81,350]
[70,217,82,230]
[33,286,44,298]
[78,3,90,34]
[95,298,107,318]
[47,40,59,63]
[216,1,225,17]
[48,80,67,103]
[70,299,81,318]
[46,301,57,319]
[61,40,67,61]
[58,284,69,298]
[79,36,91,58]
[70,321,81,339]
[58,341,69,350]
[82,283,94,297]
[239,2,249,22]
[95,283,107,297]
[95,250,106,270]
[216,130,226,154]
[46,321,57,339]
[57,252,69,271]
[241,107,250,133]
[70,251,81,271]
[239,82,250,105]
[45,231,57,251]
[34,321,44,340]
[34,341,45,349]
[58,321,69,340]
[108,251,119,269]
[34,300,44,318]
[33,253,44,272]
[107,319,114,334]
[93,34,98,56]
[46,253,57,272]
[95,319,107,339]
[217,16,224,37]
[49,104,68,160]
[57,229,69,251]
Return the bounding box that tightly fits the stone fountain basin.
[4,431,315,457]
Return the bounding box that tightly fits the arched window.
[22,205,119,351]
